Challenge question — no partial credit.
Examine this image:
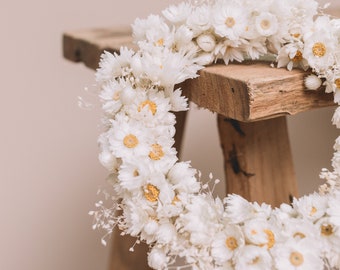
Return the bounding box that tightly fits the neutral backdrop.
[1,1,339,269]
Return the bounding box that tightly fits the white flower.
[282,218,319,241]
[234,245,272,270]
[139,47,201,87]
[165,87,188,112]
[224,194,271,224]
[122,198,156,236]
[211,225,245,265]
[162,2,192,25]
[255,12,278,37]
[99,81,123,115]
[273,238,323,270]
[108,119,149,159]
[125,88,174,127]
[293,192,328,221]
[156,222,177,244]
[215,39,244,64]
[95,48,134,83]
[132,15,173,48]
[174,25,194,51]
[332,150,340,174]
[118,158,152,191]
[187,4,212,36]
[98,133,120,172]
[277,43,309,71]
[212,1,249,41]
[304,74,322,90]
[148,247,168,270]
[316,217,340,251]
[303,29,336,72]
[243,218,277,249]
[167,161,200,194]
[179,194,224,246]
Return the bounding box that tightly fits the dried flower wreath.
[89,0,340,269]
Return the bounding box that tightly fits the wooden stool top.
[63,28,335,122]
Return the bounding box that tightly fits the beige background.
[1,1,339,269]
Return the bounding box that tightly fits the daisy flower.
[212,0,249,41]
[243,218,277,249]
[273,238,323,270]
[255,12,279,37]
[303,30,336,72]
[125,88,174,127]
[95,48,134,83]
[186,4,212,36]
[132,15,173,48]
[277,43,309,71]
[167,161,200,194]
[211,225,245,265]
[292,192,328,221]
[162,2,192,26]
[118,157,152,191]
[108,119,150,159]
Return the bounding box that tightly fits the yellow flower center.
[335,78,340,89]
[225,237,238,251]
[225,17,235,28]
[171,195,180,205]
[292,33,301,38]
[312,42,326,57]
[258,229,275,249]
[290,252,304,267]
[138,100,157,115]
[264,229,275,249]
[144,184,160,202]
[149,144,164,160]
[155,38,164,46]
[293,232,306,239]
[321,224,333,236]
[123,134,139,148]
[112,92,120,101]
[260,19,271,30]
[133,169,139,177]
[291,50,303,62]
[310,206,317,216]
[250,256,260,265]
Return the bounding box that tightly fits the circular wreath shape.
[89,1,340,269]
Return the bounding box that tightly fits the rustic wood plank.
[181,62,334,121]
[63,28,335,121]
[63,27,135,70]
[217,114,298,206]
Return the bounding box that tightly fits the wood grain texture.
[181,62,334,121]
[63,27,135,70]
[217,115,298,206]
[63,29,335,121]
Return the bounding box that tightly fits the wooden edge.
[181,62,335,122]
[63,27,134,70]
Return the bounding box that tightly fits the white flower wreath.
[89,0,340,269]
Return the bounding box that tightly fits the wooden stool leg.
[217,115,298,207]
[108,111,188,270]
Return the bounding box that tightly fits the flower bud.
[304,74,322,90]
[196,33,216,52]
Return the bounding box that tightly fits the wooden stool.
[63,28,335,270]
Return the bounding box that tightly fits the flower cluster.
[90,0,340,269]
